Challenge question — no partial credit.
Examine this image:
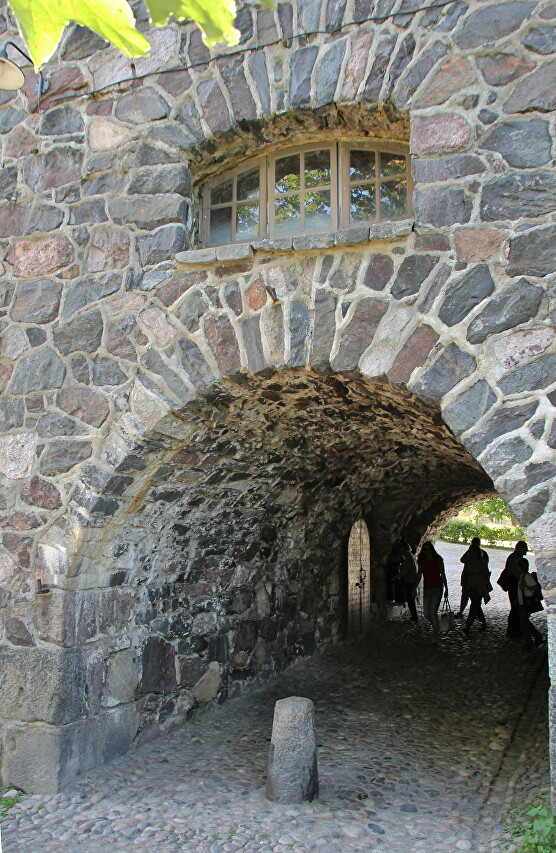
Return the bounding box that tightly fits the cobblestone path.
[1,544,550,853]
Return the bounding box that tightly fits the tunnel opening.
[55,368,495,754]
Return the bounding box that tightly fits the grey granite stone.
[507,225,556,277]
[311,288,337,372]
[464,400,539,456]
[53,310,103,355]
[216,243,253,261]
[241,315,267,374]
[39,106,84,136]
[480,435,534,478]
[315,39,347,106]
[391,255,437,300]
[466,279,543,344]
[438,265,495,327]
[0,646,86,725]
[9,348,66,394]
[480,119,552,167]
[522,25,556,54]
[290,47,319,107]
[481,172,556,220]
[499,353,556,395]
[266,696,318,803]
[289,302,310,367]
[454,1,535,49]
[442,380,498,436]
[410,343,476,400]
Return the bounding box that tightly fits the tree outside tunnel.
[0,0,555,802]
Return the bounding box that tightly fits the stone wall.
[0,0,555,793]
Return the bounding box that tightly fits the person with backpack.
[497,540,528,639]
[516,556,544,647]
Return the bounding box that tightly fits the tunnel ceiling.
[96,369,493,589]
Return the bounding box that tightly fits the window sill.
[175,219,414,267]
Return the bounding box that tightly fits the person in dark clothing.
[416,541,448,640]
[498,541,528,638]
[460,537,491,635]
[516,557,544,647]
[456,537,489,619]
[399,540,418,622]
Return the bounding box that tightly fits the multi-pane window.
[203,141,410,246]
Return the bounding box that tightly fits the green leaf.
[9,0,150,69]
[145,0,239,44]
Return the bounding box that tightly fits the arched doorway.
[347,519,371,636]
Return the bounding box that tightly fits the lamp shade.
[0,55,25,90]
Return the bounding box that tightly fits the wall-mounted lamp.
[0,41,49,106]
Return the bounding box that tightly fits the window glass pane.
[211,178,233,205]
[380,180,407,218]
[350,185,376,222]
[274,195,301,234]
[237,167,260,201]
[209,207,232,244]
[236,203,260,240]
[350,150,375,182]
[275,154,300,193]
[305,149,330,188]
[305,190,332,230]
[380,152,406,177]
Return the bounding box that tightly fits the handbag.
[439,599,455,634]
[524,593,544,615]
[497,568,511,592]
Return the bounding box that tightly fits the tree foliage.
[472,496,511,524]
[8,0,272,70]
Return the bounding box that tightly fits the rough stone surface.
[479,119,552,167]
[507,225,556,277]
[466,280,543,344]
[454,2,535,49]
[192,661,221,703]
[410,343,477,400]
[464,401,539,456]
[7,237,74,278]
[503,60,556,112]
[10,281,63,324]
[0,608,551,846]
[387,325,440,384]
[453,227,505,263]
[481,172,556,221]
[0,646,85,724]
[266,696,318,804]
[411,114,472,154]
[331,298,388,370]
[499,353,556,395]
[9,349,66,394]
[438,265,495,327]
[443,380,498,436]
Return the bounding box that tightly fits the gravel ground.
[1,542,550,853]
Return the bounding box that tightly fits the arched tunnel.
[48,368,496,756]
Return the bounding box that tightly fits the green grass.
[0,787,23,818]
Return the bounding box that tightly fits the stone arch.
[0,0,555,798]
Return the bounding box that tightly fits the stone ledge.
[175,220,415,267]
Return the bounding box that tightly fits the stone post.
[265,696,318,803]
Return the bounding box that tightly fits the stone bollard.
[265,696,319,803]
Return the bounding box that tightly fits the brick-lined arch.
[0,0,555,795]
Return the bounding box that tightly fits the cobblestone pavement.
[1,544,550,853]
